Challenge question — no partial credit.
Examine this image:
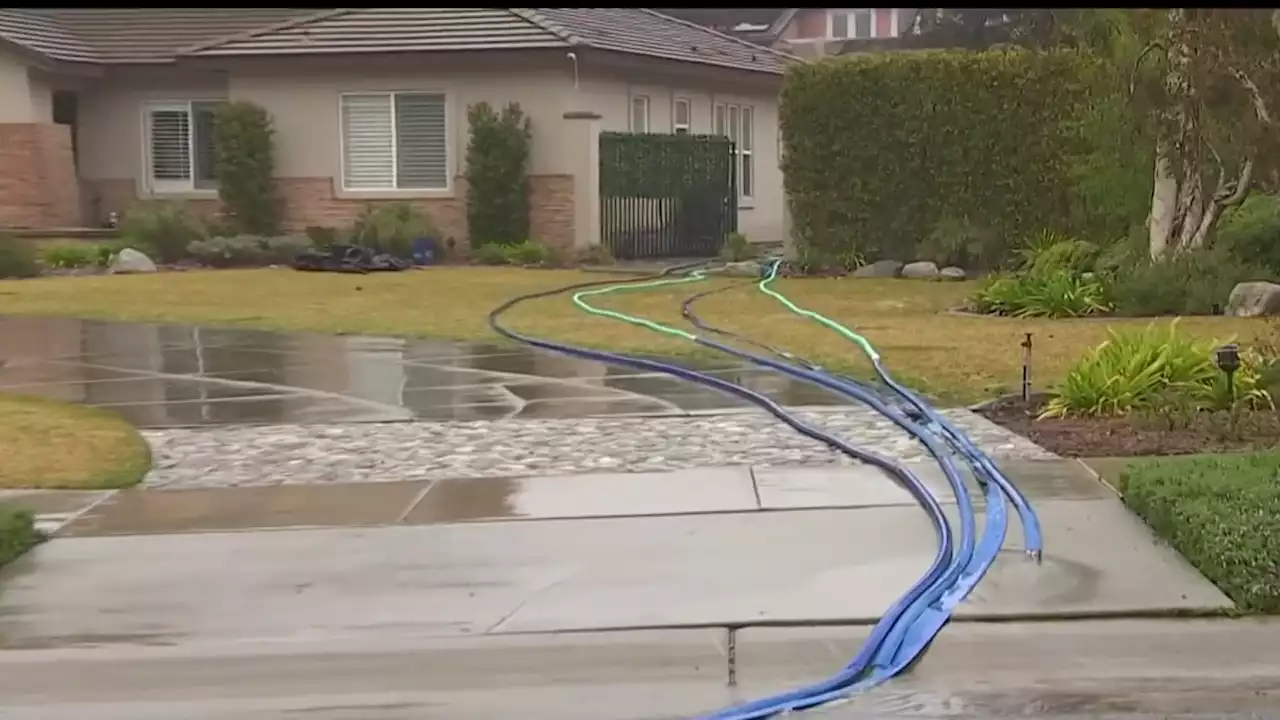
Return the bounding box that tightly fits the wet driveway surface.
[0,316,856,427]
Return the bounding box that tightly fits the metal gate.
[598,132,737,260]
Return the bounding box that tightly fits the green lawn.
[1121,452,1280,613]
[0,393,151,490]
[0,267,1272,403]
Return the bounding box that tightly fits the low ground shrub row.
[968,223,1278,320]
[0,199,597,278]
[1121,452,1280,613]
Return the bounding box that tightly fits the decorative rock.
[138,409,1057,489]
[1226,281,1280,317]
[901,261,940,280]
[939,266,967,281]
[108,248,158,274]
[852,259,903,278]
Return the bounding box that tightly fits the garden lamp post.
[1215,343,1241,403]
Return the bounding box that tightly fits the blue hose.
[487,264,957,717]
[569,274,991,718]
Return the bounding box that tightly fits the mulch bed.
[978,395,1280,457]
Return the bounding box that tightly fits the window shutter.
[342,94,395,189]
[394,93,448,190]
[149,109,191,182]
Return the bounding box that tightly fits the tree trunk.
[1148,149,1177,259]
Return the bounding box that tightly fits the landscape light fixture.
[1215,343,1241,401]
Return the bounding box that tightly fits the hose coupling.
[1026,548,1043,564]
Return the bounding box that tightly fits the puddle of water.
[0,317,854,426]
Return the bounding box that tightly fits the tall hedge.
[781,50,1100,263]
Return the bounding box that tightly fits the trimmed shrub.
[119,200,208,263]
[781,50,1098,263]
[1122,452,1280,613]
[0,234,42,278]
[465,101,532,248]
[213,101,282,236]
[0,505,39,568]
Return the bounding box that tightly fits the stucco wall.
[577,66,786,245]
[69,50,785,246]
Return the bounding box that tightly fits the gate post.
[562,110,602,250]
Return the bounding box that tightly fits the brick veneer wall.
[0,123,81,228]
[278,174,577,251]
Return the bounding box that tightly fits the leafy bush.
[720,232,756,262]
[0,234,41,279]
[919,217,1006,270]
[471,240,550,266]
[0,505,38,568]
[119,200,208,263]
[213,102,282,236]
[465,101,532,248]
[969,270,1110,318]
[92,239,133,268]
[40,243,101,270]
[1104,245,1268,317]
[1217,194,1280,275]
[1021,236,1100,276]
[782,50,1098,263]
[576,244,615,266]
[349,203,437,258]
[1042,321,1274,418]
[305,225,341,248]
[1122,452,1280,613]
[472,242,512,265]
[187,235,312,268]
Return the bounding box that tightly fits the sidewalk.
[0,618,1276,718]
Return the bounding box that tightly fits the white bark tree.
[1136,9,1280,259]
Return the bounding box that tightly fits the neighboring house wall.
[779,8,916,56]
[577,65,785,244]
[0,50,79,228]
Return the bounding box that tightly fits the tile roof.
[0,9,318,64]
[0,8,794,74]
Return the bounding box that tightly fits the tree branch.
[1230,66,1277,126]
[1130,40,1165,97]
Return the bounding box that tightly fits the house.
[0,8,795,255]
[658,9,921,53]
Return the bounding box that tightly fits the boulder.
[901,260,940,280]
[108,248,158,274]
[939,266,967,281]
[852,259,903,278]
[1226,281,1280,317]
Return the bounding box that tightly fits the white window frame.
[338,90,452,194]
[142,100,222,194]
[713,101,754,201]
[630,94,651,133]
[673,97,691,135]
[827,9,876,40]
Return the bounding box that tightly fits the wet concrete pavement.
[1,618,1276,719]
[0,316,857,426]
[0,486,1230,648]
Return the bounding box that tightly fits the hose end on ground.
[1027,548,1043,564]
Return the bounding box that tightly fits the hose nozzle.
[1026,548,1043,564]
